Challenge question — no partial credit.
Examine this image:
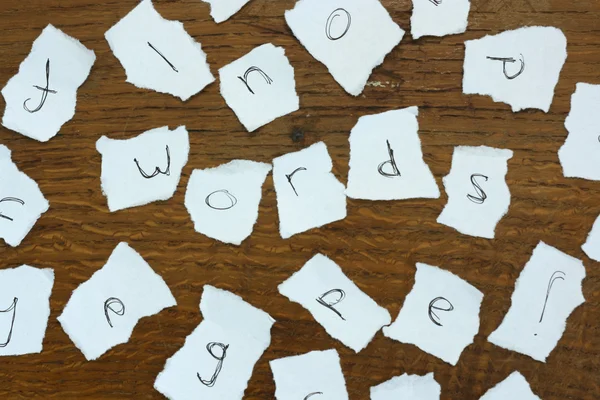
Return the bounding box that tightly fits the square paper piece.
[479,372,540,400]
[96,125,190,212]
[155,285,275,400]
[437,146,513,239]
[383,263,483,366]
[0,144,49,247]
[202,0,252,23]
[488,242,586,362]
[273,142,347,239]
[463,26,567,112]
[371,373,441,400]
[346,107,439,200]
[185,160,271,245]
[105,0,214,101]
[219,43,299,132]
[278,254,391,352]
[285,0,404,96]
[2,24,95,142]
[582,214,600,262]
[0,265,54,356]
[558,83,600,181]
[58,242,176,360]
[270,349,348,400]
[411,0,470,40]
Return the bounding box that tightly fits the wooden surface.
[1,0,599,398]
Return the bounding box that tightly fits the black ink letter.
[104,297,125,328]
[134,145,171,179]
[326,8,351,41]
[304,392,323,400]
[316,289,346,321]
[286,167,307,196]
[467,173,488,204]
[428,297,454,327]
[0,297,17,347]
[377,140,401,178]
[237,66,273,95]
[197,342,229,387]
[0,197,25,222]
[205,190,238,210]
[429,0,442,5]
[486,54,525,80]
[23,59,57,113]
[148,42,179,73]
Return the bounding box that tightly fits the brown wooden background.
[0,0,599,398]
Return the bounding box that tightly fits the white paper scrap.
[411,0,470,40]
[346,107,440,200]
[58,242,176,361]
[0,265,54,356]
[463,26,567,112]
[437,145,513,239]
[96,125,189,212]
[488,242,586,362]
[278,254,391,352]
[558,83,600,181]
[285,0,405,96]
[370,372,441,400]
[273,142,347,239]
[202,0,252,23]
[479,372,540,400]
[0,145,49,247]
[185,159,271,245]
[105,0,214,101]
[219,43,299,132]
[155,285,275,400]
[383,263,483,366]
[1,24,95,142]
[270,349,348,400]
[582,214,600,262]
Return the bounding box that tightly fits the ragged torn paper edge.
[0,145,50,247]
[105,0,215,101]
[57,242,177,361]
[479,371,541,400]
[1,24,96,142]
[154,285,275,399]
[201,0,252,24]
[370,372,441,400]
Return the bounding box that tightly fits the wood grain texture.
[0,0,599,398]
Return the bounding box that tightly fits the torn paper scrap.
[488,242,586,362]
[0,145,49,247]
[219,43,299,132]
[285,0,404,96]
[0,265,54,356]
[463,26,567,112]
[105,0,214,101]
[383,263,483,366]
[273,141,347,239]
[582,214,600,262]
[155,285,274,400]
[202,0,252,23]
[558,83,600,181]
[437,146,513,239]
[346,107,440,201]
[1,24,95,142]
[96,125,189,212]
[185,160,271,245]
[370,372,441,400]
[270,349,348,400]
[279,253,391,352]
[58,242,176,360]
[411,0,470,40]
[479,372,540,400]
